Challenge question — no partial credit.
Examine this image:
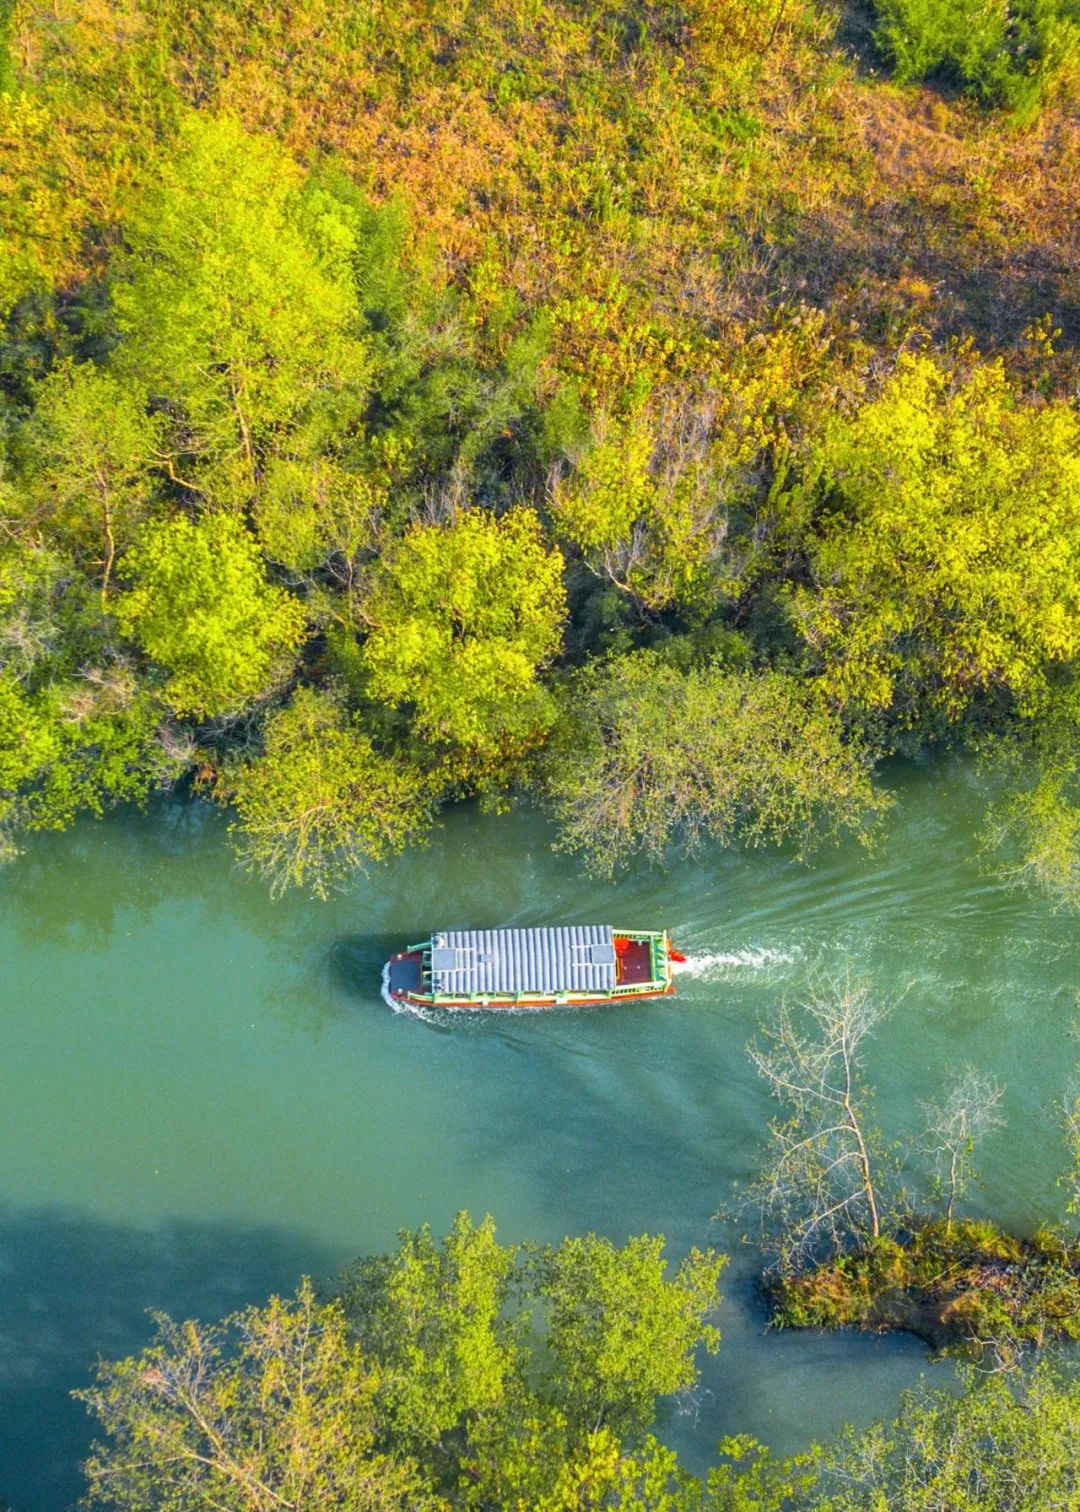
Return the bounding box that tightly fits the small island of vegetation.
[743,978,1080,1363]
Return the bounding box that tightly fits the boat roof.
[430,925,617,997]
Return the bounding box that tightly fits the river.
[2,758,1077,1508]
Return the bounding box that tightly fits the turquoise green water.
[2,761,1077,1508]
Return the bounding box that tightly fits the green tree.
[537,1234,724,1436]
[0,669,55,855]
[700,1368,1080,1509]
[792,355,1080,723]
[337,1213,522,1454]
[0,542,64,685]
[462,1412,702,1512]
[549,406,733,612]
[78,1218,727,1512]
[79,1253,1080,1512]
[76,1280,439,1512]
[227,686,432,898]
[0,544,187,856]
[702,1437,820,1512]
[111,113,370,506]
[359,508,567,761]
[253,456,384,590]
[0,90,91,320]
[14,360,162,599]
[115,514,305,719]
[811,1364,1080,1509]
[544,652,887,876]
[874,0,1080,117]
[24,669,182,832]
[337,1215,725,1500]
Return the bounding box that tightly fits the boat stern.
[612,929,678,995]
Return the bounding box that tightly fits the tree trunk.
[101,501,116,604]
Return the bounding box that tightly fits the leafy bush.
[226,687,434,898]
[874,0,1080,117]
[80,1215,725,1511]
[115,514,305,719]
[74,1213,1080,1509]
[793,354,1080,722]
[812,1365,1080,1510]
[359,508,567,761]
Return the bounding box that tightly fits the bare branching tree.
[920,1067,1006,1233]
[746,977,894,1275]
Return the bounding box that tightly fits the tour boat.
[385,925,684,1011]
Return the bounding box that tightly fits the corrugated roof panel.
[432,925,616,996]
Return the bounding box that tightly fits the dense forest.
[71,1214,1080,1509]
[1,0,1078,904]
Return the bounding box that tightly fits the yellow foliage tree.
[793,355,1080,721]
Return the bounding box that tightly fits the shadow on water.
[0,1206,340,1512]
[0,812,196,951]
[328,934,406,1006]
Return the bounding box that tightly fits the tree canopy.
[79,1280,438,1512]
[80,1215,725,1511]
[13,361,161,599]
[0,0,1076,904]
[792,355,1080,724]
[227,686,433,898]
[360,508,567,760]
[75,1217,1080,1512]
[115,514,305,719]
[111,113,371,509]
[544,654,888,876]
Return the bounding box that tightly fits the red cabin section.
[614,934,653,986]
